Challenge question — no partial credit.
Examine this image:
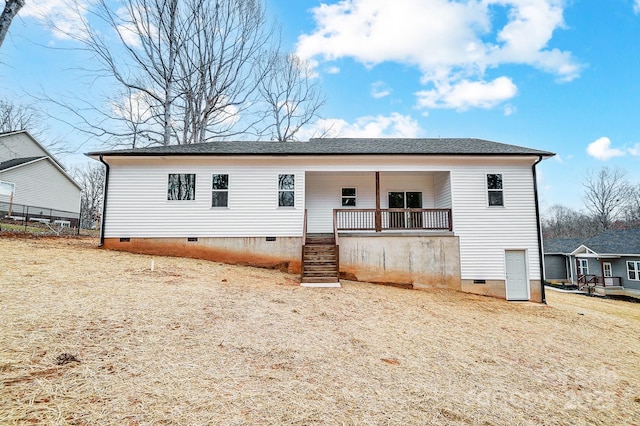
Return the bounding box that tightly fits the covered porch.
[573,246,624,292]
[305,170,453,234]
[302,170,460,289]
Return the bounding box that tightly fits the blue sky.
[1,0,640,212]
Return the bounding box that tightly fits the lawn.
[1,236,639,425]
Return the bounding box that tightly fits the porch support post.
[599,258,605,287]
[375,172,381,232]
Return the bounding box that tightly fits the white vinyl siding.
[306,172,376,233]
[450,162,541,280]
[104,159,304,238]
[433,172,452,209]
[102,155,542,282]
[0,159,81,213]
[0,132,50,160]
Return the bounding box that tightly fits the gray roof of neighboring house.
[86,138,555,158]
[544,238,583,254]
[581,228,640,255]
[0,156,45,171]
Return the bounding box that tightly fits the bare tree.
[541,204,599,239]
[42,0,276,148]
[0,99,72,157]
[0,0,24,49]
[0,99,39,132]
[71,163,105,229]
[582,167,632,231]
[257,53,324,141]
[623,183,640,226]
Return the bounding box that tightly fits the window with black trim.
[342,188,356,206]
[628,261,640,281]
[168,174,196,200]
[211,174,229,207]
[487,173,503,207]
[278,174,295,207]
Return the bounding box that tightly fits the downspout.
[532,155,546,304]
[98,155,110,247]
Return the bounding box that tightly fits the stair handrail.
[303,209,308,245]
[301,209,308,281]
[333,209,340,279]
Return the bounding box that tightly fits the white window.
[577,259,589,275]
[342,188,356,206]
[603,262,612,277]
[211,174,229,207]
[628,261,640,281]
[168,174,196,200]
[487,174,504,207]
[0,180,15,196]
[278,174,295,207]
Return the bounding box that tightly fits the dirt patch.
[1,236,639,425]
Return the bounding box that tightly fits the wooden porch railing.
[334,208,452,232]
[577,274,622,288]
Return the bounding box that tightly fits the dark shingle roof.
[544,238,583,254]
[0,156,45,171]
[582,228,640,255]
[86,138,554,158]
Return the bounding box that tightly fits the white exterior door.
[505,250,529,301]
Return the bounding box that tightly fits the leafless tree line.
[543,166,640,239]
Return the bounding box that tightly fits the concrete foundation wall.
[103,237,302,273]
[338,235,461,290]
[461,279,543,302]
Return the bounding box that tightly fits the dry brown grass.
[1,236,639,425]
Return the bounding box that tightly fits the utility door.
[505,250,529,301]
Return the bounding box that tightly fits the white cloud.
[416,76,517,110]
[325,66,341,74]
[503,104,517,116]
[586,137,626,160]
[298,113,422,140]
[371,81,391,99]
[629,143,640,156]
[296,0,581,110]
[22,0,93,40]
[635,0,640,14]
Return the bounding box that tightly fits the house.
[87,138,553,302]
[543,237,582,285]
[0,130,82,226]
[544,228,640,295]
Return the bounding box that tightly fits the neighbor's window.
[167,173,196,200]
[577,259,589,275]
[603,262,612,277]
[627,261,640,281]
[487,173,504,207]
[278,174,295,207]
[211,174,229,207]
[342,187,356,206]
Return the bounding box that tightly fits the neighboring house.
[0,130,82,226]
[543,237,582,284]
[544,228,640,294]
[87,138,553,302]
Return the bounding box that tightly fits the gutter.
[532,155,546,304]
[98,155,110,247]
